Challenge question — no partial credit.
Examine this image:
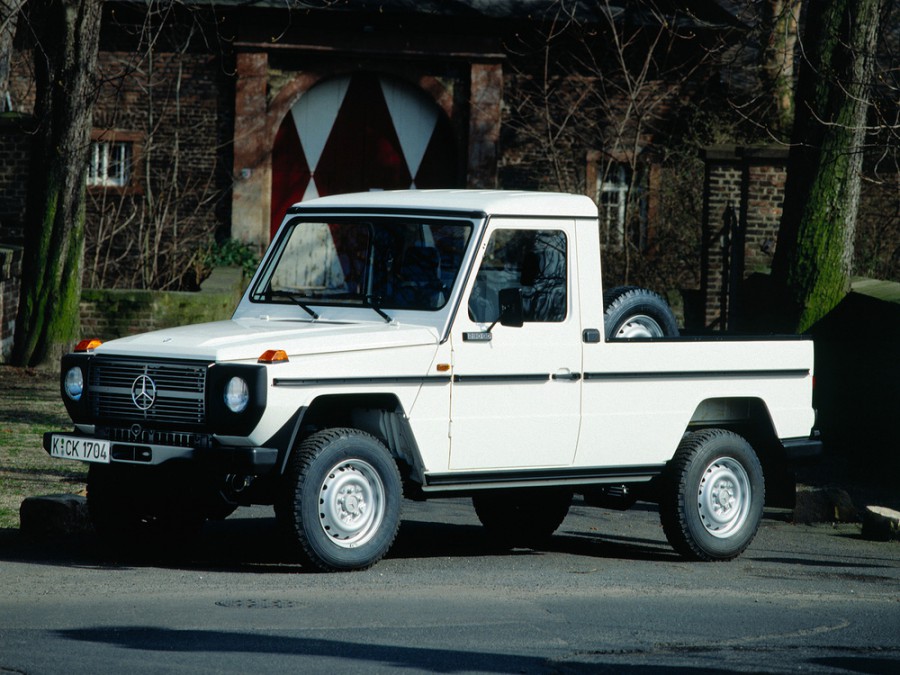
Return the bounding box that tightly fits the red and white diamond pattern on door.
[271,73,457,236]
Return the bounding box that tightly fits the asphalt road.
[1,497,898,674]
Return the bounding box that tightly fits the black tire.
[472,488,572,549]
[603,286,679,339]
[87,463,206,551]
[659,429,765,561]
[281,428,402,572]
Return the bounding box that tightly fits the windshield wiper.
[268,290,320,320]
[364,295,392,323]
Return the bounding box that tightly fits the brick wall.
[700,145,788,330]
[0,117,31,242]
[4,43,234,291]
[84,48,234,290]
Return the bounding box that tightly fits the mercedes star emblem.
[131,374,157,411]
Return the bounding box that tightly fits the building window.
[595,161,648,249]
[87,140,133,187]
[86,130,142,190]
[597,163,631,247]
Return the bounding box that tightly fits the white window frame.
[597,163,631,248]
[87,140,132,188]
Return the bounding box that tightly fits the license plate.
[50,435,111,464]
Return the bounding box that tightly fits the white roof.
[292,189,599,218]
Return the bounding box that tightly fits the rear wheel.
[660,429,764,561]
[280,428,402,572]
[473,488,572,549]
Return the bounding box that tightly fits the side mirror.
[497,287,524,328]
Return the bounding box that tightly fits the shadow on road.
[0,500,679,572]
[53,624,745,674]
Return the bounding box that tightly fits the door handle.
[552,371,582,381]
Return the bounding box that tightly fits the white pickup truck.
[46,190,820,570]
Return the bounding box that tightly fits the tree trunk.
[12,0,103,366]
[770,0,883,333]
[761,0,802,136]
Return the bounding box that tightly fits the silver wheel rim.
[697,456,751,538]
[318,459,385,548]
[615,314,664,338]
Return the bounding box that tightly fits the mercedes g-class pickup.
[45,190,821,570]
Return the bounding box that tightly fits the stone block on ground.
[19,494,91,535]
[861,505,900,542]
[793,485,858,524]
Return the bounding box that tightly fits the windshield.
[250,216,474,312]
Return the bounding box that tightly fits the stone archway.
[270,72,457,237]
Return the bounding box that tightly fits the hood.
[92,318,440,362]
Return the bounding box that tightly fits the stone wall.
[79,267,244,341]
[0,266,244,363]
[0,266,242,364]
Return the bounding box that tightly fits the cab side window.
[468,229,567,323]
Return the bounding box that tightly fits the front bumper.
[43,432,278,474]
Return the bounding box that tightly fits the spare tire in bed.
[603,286,679,339]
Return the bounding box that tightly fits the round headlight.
[224,376,250,413]
[64,367,84,401]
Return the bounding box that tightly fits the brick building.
[700,145,789,330]
[3,1,745,280]
[0,0,896,356]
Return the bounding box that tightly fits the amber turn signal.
[74,339,102,352]
[258,349,289,364]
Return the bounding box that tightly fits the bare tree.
[12,0,103,367]
[502,0,733,288]
[85,21,224,291]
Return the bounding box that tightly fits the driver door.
[448,220,582,470]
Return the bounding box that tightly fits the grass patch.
[0,366,86,528]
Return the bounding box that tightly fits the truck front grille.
[89,359,208,427]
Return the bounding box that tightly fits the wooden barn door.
[270,72,457,237]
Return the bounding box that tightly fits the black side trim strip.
[583,369,809,381]
[453,373,550,383]
[274,375,452,387]
[425,464,664,488]
[607,333,812,342]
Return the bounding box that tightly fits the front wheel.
[659,429,764,561]
[280,428,402,572]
